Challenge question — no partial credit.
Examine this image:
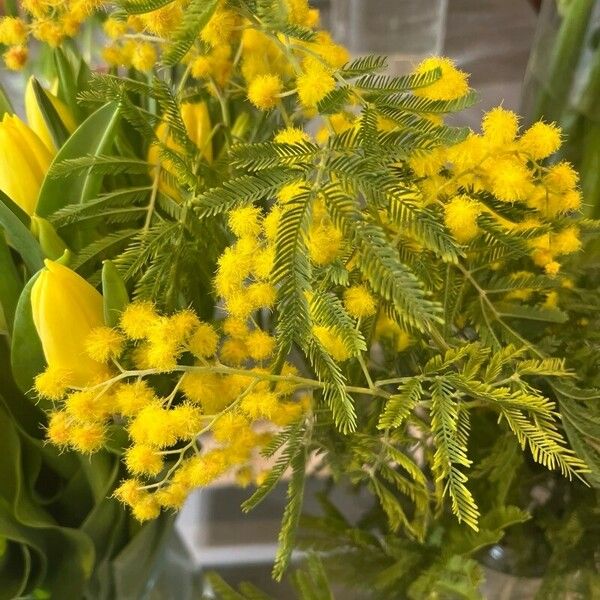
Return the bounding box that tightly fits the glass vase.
[329,0,448,74]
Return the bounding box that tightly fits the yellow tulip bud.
[25,77,77,152]
[147,102,212,199]
[0,113,53,215]
[31,259,107,387]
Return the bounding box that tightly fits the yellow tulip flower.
[25,77,77,152]
[0,113,53,215]
[147,102,213,199]
[31,259,107,387]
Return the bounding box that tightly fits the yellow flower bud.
[25,76,77,152]
[0,113,53,215]
[31,259,107,387]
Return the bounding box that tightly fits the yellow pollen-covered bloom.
[129,403,178,448]
[240,390,279,420]
[277,181,307,204]
[188,322,219,358]
[3,45,28,70]
[115,380,158,416]
[34,366,70,400]
[125,444,164,476]
[247,282,277,310]
[519,121,562,160]
[444,196,481,243]
[486,158,532,202]
[0,17,27,46]
[64,389,109,423]
[114,478,145,507]
[155,483,190,509]
[69,422,106,453]
[553,226,581,256]
[131,41,157,72]
[120,301,158,340]
[201,8,238,46]
[247,74,282,110]
[274,127,311,145]
[85,326,125,363]
[103,17,127,39]
[544,162,578,193]
[296,58,335,107]
[246,329,276,361]
[482,107,519,146]
[344,285,377,318]
[220,337,249,365]
[228,205,262,237]
[46,410,72,447]
[131,494,161,522]
[414,57,469,101]
[222,317,249,339]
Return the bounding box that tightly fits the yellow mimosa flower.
[25,76,77,152]
[0,113,53,215]
[31,259,107,387]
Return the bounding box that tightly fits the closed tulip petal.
[31,260,106,387]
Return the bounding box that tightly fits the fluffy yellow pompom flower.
[46,411,72,447]
[240,390,280,420]
[85,326,125,363]
[308,224,343,265]
[344,285,377,318]
[0,17,28,46]
[486,158,532,202]
[129,403,178,448]
[70,422,106,453]
[114,478,144,507]
[120,301,158,340]
[519,121,562,160]
[125,444,164,476]
[444,196,481,243]
[34,366,70,400]
[246,329,276,361]
[64,389,109,423]
[3,45,28,71]
[131,494,161,522]
[156,483,190,509]
[296,58,335,107]
[274,127,310,145]
[553,226,581,256]
[220,337,249,365]
[32,260,107,387]
[414,57,469,101]
[247,74,282,110]
[482,107,519,146]
[247,282,276,309]
[115,380,158,416]
[188,322,219,358]
[544,162,578,193]
[228,205,262,237]
[201,8,238,46]
[277,181,307,203]
[131,41,157,72]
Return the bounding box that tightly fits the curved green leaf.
[10,272,45,394]
[36,102,121,218]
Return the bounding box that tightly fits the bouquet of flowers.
[0,1,598,597]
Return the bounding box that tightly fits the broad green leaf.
[101,260,129,327]
[10,272,45,394]
[0,231,23,333]
[29,78,70,149]
[0,191,44,273]
[36,102,122,218]
[53,47,80,120]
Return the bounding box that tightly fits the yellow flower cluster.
[0,0,100,70]
[39,300,308,522]
[407,106,581,275]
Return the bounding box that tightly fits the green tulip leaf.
[29,78,71,150]
[102,260,129,327]
[0,230,23,333]
[0,80,13,119]
[52,47,80,121]
[36,102,122,218]
[11,272,46,394]
[0,191,44,273]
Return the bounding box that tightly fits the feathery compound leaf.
[163,0,219,66]
[306,337,356,433]
[117,0,175,14]
[49,155,151,178]
[430,379,480,530]
[339,55,388,79]
[194,168,292,217]
[273,445,307,581]
[378,378,423,430]
[324,188,443,331]
[231,141,321,171]
[273,194,313,360]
